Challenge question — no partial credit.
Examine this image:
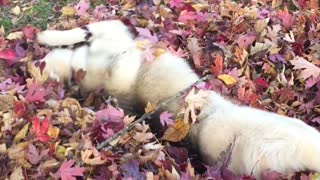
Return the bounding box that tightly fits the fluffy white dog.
[37,20,320,179]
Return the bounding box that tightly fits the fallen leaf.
[160,111,174,127]
[81,148,107,165]
[61,6,76,16]
[9,166,24,180]
[218,74,237,86]
[57,160,85,180]
[290,56,320,80]
[27,62,49,85]
[161,118,190,142]
[31,117,51,143]
[0,94,14,112]
[13,123,30,144]
[47,125,60,140]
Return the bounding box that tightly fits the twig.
[96,74,212,150]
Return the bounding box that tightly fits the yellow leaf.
[136,40,149,49]
[61,6,76,16]
[47,125,60,140]
[161,118,190,142]
[0,143,7,153]
[81,148,107,165]
[61,98,82,117]
[55,145,66,160]
[191,4,208,11]
[6,31,23,40]
[27,62,48,85]
[145,102,157,113]
[121,2,135,10]
[218,74,237,86]
[13,123,30,144]
[11,6,21,16]
[10,166,24,180]
[153,48,165,58]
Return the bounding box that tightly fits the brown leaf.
[74,69,86,83]
[144,102,157,113]
[0,94,14,112]
[161,118,190,142]
[27,62,48,85]
[61,98,82,117]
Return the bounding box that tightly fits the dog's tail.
[36,27,90,47]
[36,20,132,47]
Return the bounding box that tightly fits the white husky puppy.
[37,20,320,179]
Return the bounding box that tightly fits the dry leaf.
[13,123,30,144]
[218,74,237,86]
[27,62,48,85]
[145,102,157,113]
[0,94,14,112]
[6,31,23,40]
[161,118,190,142]
[47,125,60,140]
[61,6,76,16]
[9,166,24,180]
[81,148,107,165]
[61,98,82,117]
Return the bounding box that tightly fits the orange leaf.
[210,54,224,76]
[161,118,190,142]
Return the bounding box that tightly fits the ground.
[1,0,320,179]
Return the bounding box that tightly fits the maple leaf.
[183,88,209,123]
[161,118,190,142]
[120,159,144,180]
[95,105,124,122]
[160,111,174,127]
[211,54,224,76]
[25,82,48,103]
[31,117,50,143]
[0,49,18,65]
[168,0,184,8]
[236,33,256,49]
[22,26,36,40]
[277,7,295,29]
[290,56,320,80]
[27,143,41,165]
[74,0,89,16]
[178,10,197,23]
[81,148,107,165]
[0,0,7,6]
[136,28,158,45]
[57,160,85,180]
[13,100,26,118]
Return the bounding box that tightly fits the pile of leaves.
[1,0,320,179]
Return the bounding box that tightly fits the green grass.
[0,0,77,33]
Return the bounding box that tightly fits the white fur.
[41,48,73,84]
[191,91,320,178]
[37,20,320,179]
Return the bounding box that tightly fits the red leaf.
[31,117,51,142]
[254,77,269,89]
[25,83,48,103]
[13,100,26,118]
[0,0,7,6]
[58,160,85,180]
[277,7,295,29]
[0,49,18,65]
[22,26,36,40]
[168,0,184,8]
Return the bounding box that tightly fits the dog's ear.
[119,17,139,38]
